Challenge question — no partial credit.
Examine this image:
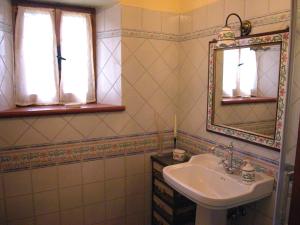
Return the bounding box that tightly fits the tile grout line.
[29,161,37,225]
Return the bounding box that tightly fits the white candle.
[174,114,177,138]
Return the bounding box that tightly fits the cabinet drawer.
[153,161,164,178]
[153,211,170,225]
[154,178,174,200]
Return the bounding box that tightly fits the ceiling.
[33,0,119,7]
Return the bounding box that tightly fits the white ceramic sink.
[163,153,274,225]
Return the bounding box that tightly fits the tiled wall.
[0,0,14,111]
[0,150,155,225]
[0,2,179,225]
[177,1,290,225]
[0,0,296,225]
[178,0,290,163]
[0,4,178,150]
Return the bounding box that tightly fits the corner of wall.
[0,0,14,110]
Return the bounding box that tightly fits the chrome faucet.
[209,142,238,174]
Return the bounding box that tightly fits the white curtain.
[239,48,258,97]
[60,12,95,104]
[15,7,59,106]
[223,49,239,97]
[222,48,258,97]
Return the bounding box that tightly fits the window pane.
[60,12,95,104]
[222,49,239,97]
[15,7,59,105]
[239,48,258,97]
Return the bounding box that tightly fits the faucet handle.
[228,142,234,148]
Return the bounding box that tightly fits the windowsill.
[221,97,277,105]
[0,104,126,118]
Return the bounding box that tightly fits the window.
[222,47,258,97]
[14,3,95,106]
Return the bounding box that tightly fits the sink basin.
[163,153,274,225]
[163,153,274,209]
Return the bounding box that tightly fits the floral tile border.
[0,131,174,173]
[177,131,279,179]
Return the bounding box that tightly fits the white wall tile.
[126,154,145,176]
[105,198,125,220]
[207,0,225,27]
[105,157,125,179]
[82,160,104,184]
[58,163,82,188]
[96,9,105,32]
[180,13,193,34]
[0,0,12,25]
[245,0,269,19]
[162,12,179,34]
[36,213,60,225]
[0,199,6,223]
[84,202,106,225]
[126,194,144,215]
[6,195,34,220]
[34,190,59,215]
[60,186,82,210]
[193,7,208,31]
[32,167,58,192]
[7,217,35,225]
[122,5,142,30]
[83,182,105,204]
[105,178,125,200]
[142,9,162,33]
[126,174,144,196]
[269,0,290,13]
[4,171,32,197]
[61,207,84,225]
[224,0,245,20]
[104,4,121,31]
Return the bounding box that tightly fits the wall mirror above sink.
[207,29,290,150]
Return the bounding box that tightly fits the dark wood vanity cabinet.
[151,153,196,225]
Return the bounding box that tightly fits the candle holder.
[174,136,177,149]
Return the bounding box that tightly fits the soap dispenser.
[241,160,255,184]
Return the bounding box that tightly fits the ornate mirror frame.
[207,29,289,150]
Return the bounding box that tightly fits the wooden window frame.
[0,0,125,118]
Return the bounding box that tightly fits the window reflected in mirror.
[213,44,281,138]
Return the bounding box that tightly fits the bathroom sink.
[163,153,274,210]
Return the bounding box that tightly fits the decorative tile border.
[0,128,278,181]
[0,22,12,33]
[177,131,279,179]
[0,131,174,173]
[96,11,290,42]
[121,29,179,41]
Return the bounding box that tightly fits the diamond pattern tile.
[135,41,159,69]
[0,31,13,111]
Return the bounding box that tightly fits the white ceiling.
[33,0,119,8]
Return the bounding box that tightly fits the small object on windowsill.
[64,103,82,108]
[173,149,186,162]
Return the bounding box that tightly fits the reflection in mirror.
[213,44,280,138]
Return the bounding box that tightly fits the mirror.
[207,29,289,150]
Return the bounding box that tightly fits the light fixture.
[217,13,252,48]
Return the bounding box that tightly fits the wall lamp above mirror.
[217,13,252,48]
